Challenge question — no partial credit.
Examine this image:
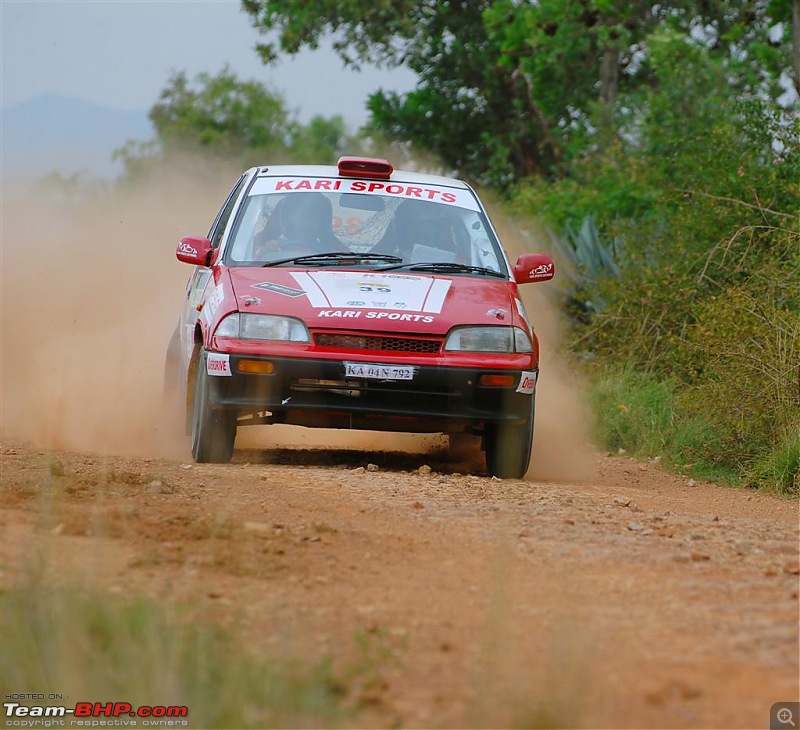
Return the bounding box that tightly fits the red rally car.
[166,157,554,478]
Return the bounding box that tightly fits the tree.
[242,0,560,184]
[115,68,358,181]
[149,67,295,159]
[241,0,797,186]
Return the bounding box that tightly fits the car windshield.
[223,184,508,276]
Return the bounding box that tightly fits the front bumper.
[201,351,536,432]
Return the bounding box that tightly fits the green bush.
[680,279,800,479]
[588,366,676,457]
[587,365,741,484]
[747,431,800,497]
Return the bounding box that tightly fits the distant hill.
[1,94,153,180]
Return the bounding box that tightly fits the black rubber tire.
[190,353,236,463]
[484,394,535,479]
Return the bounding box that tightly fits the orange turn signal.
[478,374,516,388]
[237,360,275,375]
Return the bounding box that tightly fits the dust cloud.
[0,167,235,459]
[491,209,596,484]
[0,167,594,480]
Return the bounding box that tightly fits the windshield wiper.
[375,262,506,278]
[262,252,403,267]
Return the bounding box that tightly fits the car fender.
[197,267,238,351]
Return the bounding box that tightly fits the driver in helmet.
[253,192,340,258]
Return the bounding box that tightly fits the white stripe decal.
[291,272,329,307]
[422,278,451,313]
[419,278,435,312]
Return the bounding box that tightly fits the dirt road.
[1,435,797,729]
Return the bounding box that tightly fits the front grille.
[315,333,442,354]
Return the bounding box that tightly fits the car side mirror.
[176,237,214,266]
[513,254,555,285]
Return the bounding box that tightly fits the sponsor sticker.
[529,262,554,280]
[317,310,435,323]
[248,177,481,211]
[515,297,532,332]
[178,241,197,257]
[207,353,232,376]
[201,283,225,323]
[516,371,537,394]
[252,281,306,297]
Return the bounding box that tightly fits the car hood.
[226,267,520,336]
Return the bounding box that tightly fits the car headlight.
[443,326,532,353]
[214,313,310,342]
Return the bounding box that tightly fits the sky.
[0,0,417,128]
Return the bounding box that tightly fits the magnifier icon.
[778,708,796,727]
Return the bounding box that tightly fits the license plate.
[344,362,414,380]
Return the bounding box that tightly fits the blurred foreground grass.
[0,577,574,729]
[0,585,348,729]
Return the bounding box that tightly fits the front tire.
[190,352,236,463]
[484,394,535,479]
